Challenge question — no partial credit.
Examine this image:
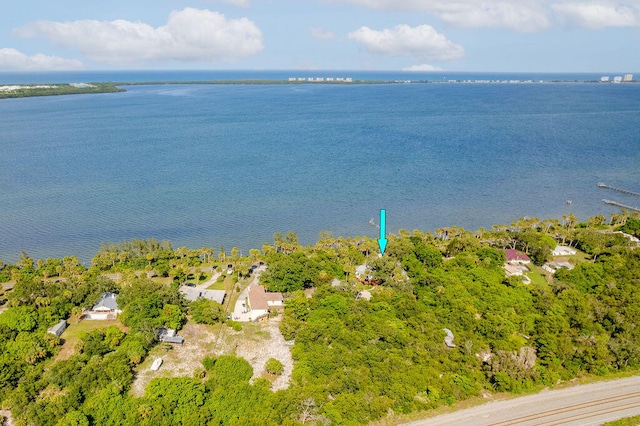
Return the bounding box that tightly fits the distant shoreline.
[0,82,125,99]
[1,78,637,99]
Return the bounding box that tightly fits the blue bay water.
[1,74,640,263]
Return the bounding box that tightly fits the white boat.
[150,358,163,371]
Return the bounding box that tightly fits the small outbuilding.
[47,319,67,337]
[158,328,184,344]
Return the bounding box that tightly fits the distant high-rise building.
[623,74,633,82]
[600,76,610,82]
[613,76,623,83]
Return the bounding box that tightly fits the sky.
[1,0,639,73]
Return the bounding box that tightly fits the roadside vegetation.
[0,211,639,425]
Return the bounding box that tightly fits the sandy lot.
[130,316,293,397]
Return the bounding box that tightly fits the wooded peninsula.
[1,212,639,425]
[0,83,124,99]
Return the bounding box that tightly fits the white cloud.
[348,24,464,61]
[216,0,250,7]
[0,48,84,71]
[403,63,444,71]
[13,8,263,66]
[309,27,335,40]
[329,0,551,31]
[327,0,640,31]
[552,2,640,29]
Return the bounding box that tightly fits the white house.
[552,246,576,256]
[85,292,121,320]
[247,285,283,321]
[505,264,528,277]
[542,261,575,274]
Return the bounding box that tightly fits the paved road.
[405,376,640,426]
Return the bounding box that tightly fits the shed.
[47,319,67,337]
[158,328,184,344]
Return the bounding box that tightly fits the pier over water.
[598,182,640,197]
[603,199,640,212]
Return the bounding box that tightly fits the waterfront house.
[504,249,531,265]
[247,285,283,321]
[85,292,121,320]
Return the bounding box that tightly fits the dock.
[598,183,640,197]
[603,199,640,212]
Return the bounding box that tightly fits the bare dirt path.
[403,375,640,426]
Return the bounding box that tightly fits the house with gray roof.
[179,287,226,304]
[84,292,122,320]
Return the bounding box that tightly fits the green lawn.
[526,268,549,286]
[55,317,127,361]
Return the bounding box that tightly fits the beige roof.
[248,285,282,310]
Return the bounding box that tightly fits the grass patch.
[55,318,127,361]
[206,281,226,290]
[603,415,640,425]
[527,268,549,286]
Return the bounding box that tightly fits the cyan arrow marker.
[378,209,387,255]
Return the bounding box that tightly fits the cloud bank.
[0,48,84,71]
[403,64,444,71]
[348,24,464,61]
[330,0,640,31]
[552,2,640,29]
[13,8,263,66]
[309,27,335,40]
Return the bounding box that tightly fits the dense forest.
[1,213,639,425]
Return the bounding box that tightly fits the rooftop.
[92,292,120,311]
[504,249,531,262]
[248,285,283,311]
[180,287,226,304]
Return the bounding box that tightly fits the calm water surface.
[1,79,639,263]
